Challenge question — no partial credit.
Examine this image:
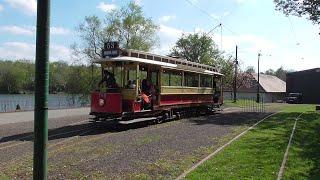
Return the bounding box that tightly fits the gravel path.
[0,108,272,179]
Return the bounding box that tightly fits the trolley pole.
[233,45,238,102]
[34,0,50,179]
[256,52,261,103]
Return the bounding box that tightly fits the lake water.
[0,94,90,113]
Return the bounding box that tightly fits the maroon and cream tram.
[90,42,223,123]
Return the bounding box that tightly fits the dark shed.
[286,68,320,104]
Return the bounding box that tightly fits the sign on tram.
[103,41,120,58]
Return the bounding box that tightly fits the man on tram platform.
[98,70,118,92]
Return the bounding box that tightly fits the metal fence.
[241,97,266,113]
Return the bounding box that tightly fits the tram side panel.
[90,92,122,117]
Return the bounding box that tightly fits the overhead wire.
[183,0,240,51]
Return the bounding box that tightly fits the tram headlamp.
[98,99,105,106]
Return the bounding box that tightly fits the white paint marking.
[277,113,303,180]
[176,111,281,180]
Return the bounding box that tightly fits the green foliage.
[274,0,320,26]
[0,60,100,95]
[74,1,159,63]
[264,66,292,81]
[245,66,255,73]
[170,33,222,66]
[215,57,235,89]
[106,2,159,51]
[0,60,34,93]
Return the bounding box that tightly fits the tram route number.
[103,42,120,58]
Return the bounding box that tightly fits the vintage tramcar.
[90,42,223,123]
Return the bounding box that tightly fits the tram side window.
[201,75,212,88]
[161,70,182,86]
[140,67,148,80]
[214,76,222,91]
[125,69,136,89]
[170,71,182,86]
[114,67,123,87]
[185,72,199,87]
[161,71,170,86]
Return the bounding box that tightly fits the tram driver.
[98,70,118,92]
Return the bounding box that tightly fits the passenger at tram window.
[130,80,136,89]
[126,80,136,89]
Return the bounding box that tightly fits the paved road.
[0,108,90,125]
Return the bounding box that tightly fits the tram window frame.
[170,71,182,86]
[113,66,123,88]
[124,67,137,89]
[140,67,148,80]
[161,70,182,87]
[184,72,199,87]
[161,71,170,86]
[201,74,213,88]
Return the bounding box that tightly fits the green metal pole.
[34,0,50,179]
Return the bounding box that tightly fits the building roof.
[287,68,320,75]
[252,73,286,93]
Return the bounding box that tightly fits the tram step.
[118,117,157,124]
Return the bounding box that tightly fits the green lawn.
[186,104,319,179]
[223,99,258,108]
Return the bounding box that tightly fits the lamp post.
[233,45,238,102]
[256,52,261,103]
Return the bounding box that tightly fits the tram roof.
[95,49,223,76]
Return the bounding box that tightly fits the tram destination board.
[103,42,120,58]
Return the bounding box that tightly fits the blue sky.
[0,0,319,72]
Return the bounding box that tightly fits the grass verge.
[186,104,315,179]
[283,112,320,179]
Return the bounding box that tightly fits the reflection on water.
[0,94,90,113]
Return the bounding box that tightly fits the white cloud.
[210,11,230,21]
[235,0,256,5]
[97,2,117,13]
[0,25,71,36]
[134,0,143,5]
[4,0,37,16]
[159,15,176,23]
[50,27,71,35]
[0,25,34,36]
[153,25,185,55]
[0,42,72,61]
[0,4,4,12]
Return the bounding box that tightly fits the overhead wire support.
[204,23,222,36]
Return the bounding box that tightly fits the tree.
[274,0,320,27]
[72,16,109,64]
[265,69,275,75]
[106,2,159,51]
[73,1,159,64]
[170,33,222,66]
[275,66,287,81]
[245,66,256,74]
